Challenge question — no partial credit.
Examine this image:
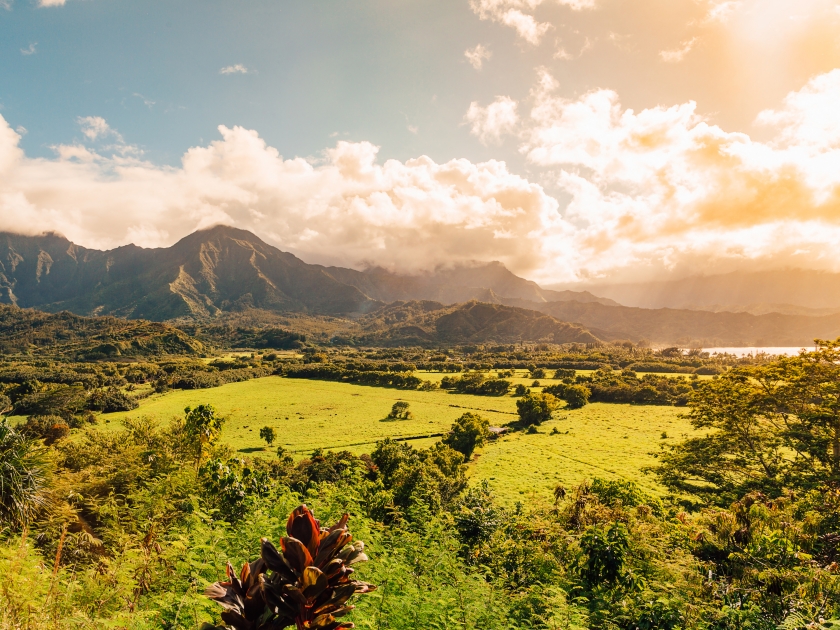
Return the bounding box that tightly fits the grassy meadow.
[108,375,520,455]
[106,373,692,504]
[470,403,691,504]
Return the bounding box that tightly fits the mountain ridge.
[0,226,610,319]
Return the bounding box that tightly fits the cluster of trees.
[439,372,511,395]
[281,363,427,390]
[543,368,701,407]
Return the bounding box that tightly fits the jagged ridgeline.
[0,226,611,320]
[0,306,205,357]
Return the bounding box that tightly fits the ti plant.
[205,504,375,630]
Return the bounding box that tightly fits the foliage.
[652,339,840,503]
[259,425,276,446]
[578,522,630,587]
[0,420,49,527]
[516,392,559,425]
[387,401,412,420]
[204,504,375,630]
[185,404,226,463]
[441,412,489,461]
[440,372,511,396]
[86,386,139,412]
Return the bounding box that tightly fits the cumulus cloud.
[469,0,595,44]
[77,116,120,142]
[517,68,840,280]
[0,117,572,278]
[38,0,67,6]
[659,38,697,63]
[3,70,839,284]
[465,96,519,145]
[464,44,492,70]
[220,64,250,75]
[20,43,37,56]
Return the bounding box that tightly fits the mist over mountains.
[2,225,840,346]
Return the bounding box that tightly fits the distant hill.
[0,305,205,357]
[532,301,840,346]
[357,300,600,346]
[324,262,617,307]
[0,227,611,321]
[562,269,840,313]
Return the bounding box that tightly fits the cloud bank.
[1,69,839,284]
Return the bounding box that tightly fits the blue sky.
[2,0,533,167]
[1,0,839,283]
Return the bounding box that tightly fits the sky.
[1,0,840,285]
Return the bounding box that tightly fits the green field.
[470,403,691,504]
[108,376,520,455]
[106,375,693,504]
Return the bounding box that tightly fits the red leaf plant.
[204,504,375,630]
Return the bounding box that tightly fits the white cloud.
[220,64,250,75]
[0,119,570,279]
[77,116,121,142]
[20,43,37,56]
[464,44,492,70]
[469,0,595,44]
[465,96,520,145]
[38,0,67,6]
[517,68,840,280]
[0,1,12,10]
[15,126,27,136]
[2,70,839,284]
[659,37,697,63]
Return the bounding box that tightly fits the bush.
[516,393,559,426]
[442,413,489,461]
[564,384,591,409]
[86,387,138,413]
[0,420,49,527]
[19,415,71,445]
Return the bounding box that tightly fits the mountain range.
[3,225,840,346]
[0,226,611,318]
[557,269,840,315]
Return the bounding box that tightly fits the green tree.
[564,384,591,409]
[259,425,276,447]
[442,412,489,461]
[578,522,630,588]
[652,338,840,503]
[388,401,412,419]
[0,420,49,527]
[184,404,225,464]
[516,392,559,426]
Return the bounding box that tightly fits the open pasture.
[107,375,694,504]
[108,376,520,455]
[470,402,692,504]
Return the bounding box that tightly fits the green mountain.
[357,300,600,346]
[0,227,378,319]
[0,304,205,357]
[0,226,609,319]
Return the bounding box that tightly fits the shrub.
[442,412,489,461]
[86,387,138,413]
[0,420,49,527]
[564,384,591,409]
[204,504,375,629]
[387,401,412,419]
[516,393,559,426]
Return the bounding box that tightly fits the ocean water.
[703,347,815,357]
